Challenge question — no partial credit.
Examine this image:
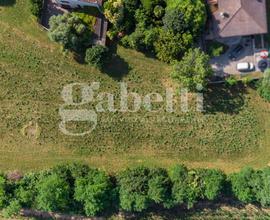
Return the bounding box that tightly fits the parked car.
[229,44,245,61]
[236,62,254,72]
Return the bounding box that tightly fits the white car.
[236,62,255,72]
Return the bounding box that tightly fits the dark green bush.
[85,45,110,69]
[74,168,116,216]
[29,0,43,17]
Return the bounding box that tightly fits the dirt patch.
[21,121,41,139]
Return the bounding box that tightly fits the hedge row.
[1,164,270,218]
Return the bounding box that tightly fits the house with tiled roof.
[207,0,268,39]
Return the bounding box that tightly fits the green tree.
[171,48,213,91]
[163,9,187,34]
[154,5,165,19]
[36,174,70,212]
[48,13,92,53]
[258,69,270,102]
[15,173,39,208]
[74,169,115,217]
[198,169,226,200]
[85,45,110,69]
[148,168,173,208]
[104,0,124,29]
[154,30,193,63]
[166,0,206,36]
[118,167,150,212]
[253,168,270,206]
[229,167,257,203]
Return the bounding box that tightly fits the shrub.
[169,165,201,209]
[36,174,71,212]
[207,41,228,57]
[104,0,124,29]
[258,69,270,102]
[85,45,110,69]
[140,0,165,13]
[15,173,39,208]
[166,0,206,36]
[163,9,187,34]
[73,13,96,31]
[48,13,92,53]
[229,167,257,203]
[226,76,238,86]
[117,167,150,212]
[74,169,116,216]
[198,169,226,200]
[154,30,193,63]
[154,5,165,19]
[2,200,21,218]
[29,0,43,17]
[148,168,173,208]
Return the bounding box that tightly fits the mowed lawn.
[0,0,270,173]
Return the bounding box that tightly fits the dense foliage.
[48,13,92,53]
[29,0,43,17]
[104,0,206,62]
[1,164,270,218]
[85,45,111,69]
[171,48,213,91]
[258,69,270,102]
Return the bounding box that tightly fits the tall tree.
[171,48,213,91]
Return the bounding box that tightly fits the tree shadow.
[102,54,131,81]
[122,198,251,220]
[0,0,16,6]
[204,83,247,115]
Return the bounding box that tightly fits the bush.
[154,5,165,19]
[154,30,193,63]
[85,45,110,69]
[2,200,21,218]
[48,13,92,53]
[207,41,228,57]
[118,167,151,212]
[163,8,187,34]
[148,168,173,208]
[140,0,165,14]
[229,167,257,203]
[226,76,238,86]
[36,174,71,212]
[198,169,226,201]
[258,69,270,102]
[74,169,116,217]
[29,0,43,17]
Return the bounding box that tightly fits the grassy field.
[0,0,270,173]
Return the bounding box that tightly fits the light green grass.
[0,0,270,173]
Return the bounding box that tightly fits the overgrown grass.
[0,0,269,173]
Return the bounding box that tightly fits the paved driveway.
[210,37,256,76]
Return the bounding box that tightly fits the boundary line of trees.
[1,164,270,218]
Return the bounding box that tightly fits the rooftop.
[211,0,268,38]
